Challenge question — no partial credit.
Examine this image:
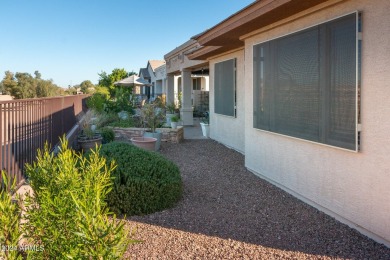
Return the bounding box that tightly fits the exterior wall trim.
[206,47,245,61]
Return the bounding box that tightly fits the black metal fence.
[0,95,89,186]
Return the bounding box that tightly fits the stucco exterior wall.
[155,64,166,80]
[244,0,390,245]
[155,65,166,94]
[165,40,205,75]
[210,49,245,154]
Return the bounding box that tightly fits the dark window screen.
[215,59,236,117]
[253,13,358,150]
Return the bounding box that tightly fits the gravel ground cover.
[124,139,390,259]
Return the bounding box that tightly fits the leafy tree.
[80,80,95,94]
[34,70,41,79]
[95,85,110,98]
[36,78,59,98]
[0,71,17,95]
[14,72,36,99]
[0,71,64,99]
[98,68,129,98]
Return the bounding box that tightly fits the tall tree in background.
[0,71,64,99]
[34,70,41,79]
[0,71,17,95]
[98,68,130,97]
[15,72,37,99]
[79,80,95,94]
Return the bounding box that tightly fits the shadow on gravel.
[128,140,390,259]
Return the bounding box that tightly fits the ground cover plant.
[97,142,182,216]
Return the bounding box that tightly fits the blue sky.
[0,1,254,88]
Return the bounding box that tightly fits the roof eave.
[196,0,331,47]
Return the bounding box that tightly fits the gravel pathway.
[124,140,390,259]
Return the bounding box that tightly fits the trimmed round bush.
[98,142,182,216]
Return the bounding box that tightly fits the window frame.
[192,78,201,90]
[214,58,237,118]
[252,11,361,152]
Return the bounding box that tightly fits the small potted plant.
[78,110,102,151]
[200,111,210,138]
[170,115,179,129]
[78,127,102,152]
[134,103,164,151]
[165,102,177,125]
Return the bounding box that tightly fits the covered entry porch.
[164,39,209,126]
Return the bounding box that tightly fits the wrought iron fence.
[0,95,89,186]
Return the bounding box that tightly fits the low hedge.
[98,142,182,216]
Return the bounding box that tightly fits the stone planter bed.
[111,126,184,144]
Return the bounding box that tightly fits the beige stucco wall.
[243,0,390,245]
[165,40,206,75]
[210,49,245,154]
[155,64,166,80]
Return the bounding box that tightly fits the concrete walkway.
[183,117,207,140]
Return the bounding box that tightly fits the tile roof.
[148,60,166,72]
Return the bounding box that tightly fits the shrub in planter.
[97,142,182,216]
[24,138,134,259]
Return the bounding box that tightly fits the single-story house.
[164,0,390,246]
[139,60,166,101]
[164,40,210,124]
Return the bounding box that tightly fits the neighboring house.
[167,0,390,246]
[154,63,166,98]
[139,60,166,101]
[164,41,210,125]
[0,94,13,101]
[138,67,151,99]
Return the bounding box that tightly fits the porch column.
[162,78,166,94]
[180,69,193,125]
[166,74,175,104]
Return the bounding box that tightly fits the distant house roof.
[0,95,13,101]
[139,68,150,79]
[148,60,165,72]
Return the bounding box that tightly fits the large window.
[215,59,236,117]
[253,13,360,151]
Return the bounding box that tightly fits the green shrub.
[0,171,23,260]
[96,112,119,128]
[100,127,115,144]
[108,118,135,128]
[98,142,182,216]
[87,93,106,113]
[24,138,135,259]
